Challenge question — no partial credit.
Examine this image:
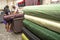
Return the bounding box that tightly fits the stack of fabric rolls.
[22,26,40,40]
[22,4,60,40]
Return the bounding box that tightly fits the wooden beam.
[12,0,15,5]
[6,0,8,5]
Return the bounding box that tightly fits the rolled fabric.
[3,13,24,20]
[22,27,40,40]
[22,33,29,40]
[14,13,24,18]
[22,4,60,21]
[23,20,60,40]
[3,15,14,20]
[25,15,60,33]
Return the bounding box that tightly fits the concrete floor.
[0,23,22,40]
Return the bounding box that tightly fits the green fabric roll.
[25,15,60,33]
[23,20,60,40]
[23,4,60,21]
[22,27,40,40]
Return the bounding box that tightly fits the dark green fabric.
[22,27,40,40]
[23,19,60,40]
[23,4,60,21]
[24,15,60,33]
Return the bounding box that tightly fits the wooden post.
[13,0,15,5]
[6,0,8,5]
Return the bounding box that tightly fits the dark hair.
[12,6,16,9]
[5,5,9,8]
[4,5,9,11]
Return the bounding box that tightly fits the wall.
[42,0,51,5]
[0,0,15,9]
[25,0,38,6]
[0,0,7,9]
[42,0,60,5]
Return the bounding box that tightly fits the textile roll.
[12,19,24,33]
[4,15,14,20]
[22,33,29,40]
[3,13,24,20]
[23,4,60,21]
[25,15,60,33]
[23,20,60,40]
[22,27,40,40]
[14,13,24,18]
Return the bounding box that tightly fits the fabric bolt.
[22,4,60,21]
[12,18,24,33]
[22,27,40,40]
[23,19,60,40]
[22,33,29,40]
[3,13,24,21]
[24,15,60,33]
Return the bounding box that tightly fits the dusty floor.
[0,23,22,40]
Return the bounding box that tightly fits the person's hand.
[8,13,11,15]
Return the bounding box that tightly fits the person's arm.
[13,11,16,14]
[13,8,18,14]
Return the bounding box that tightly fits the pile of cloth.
[22,4,60,40]
[3,13,24,20]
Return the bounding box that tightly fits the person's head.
[12,6,16,9]
[5,5,9,8]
